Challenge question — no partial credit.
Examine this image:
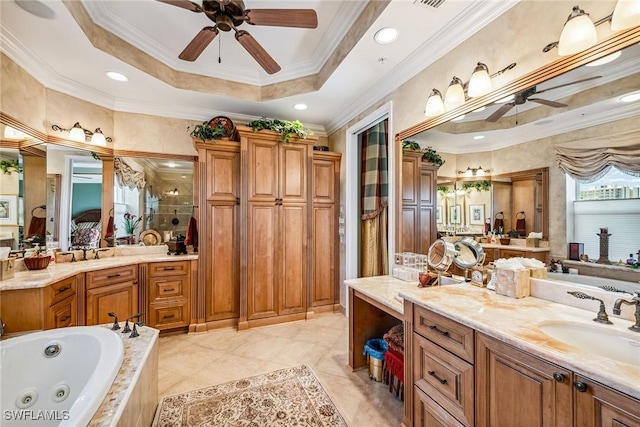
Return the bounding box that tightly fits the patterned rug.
[153,365,348,427]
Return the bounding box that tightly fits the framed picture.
[469,204,485,225]
[436,205,443,223]
[449,204,461,224]
[0,195,18,225]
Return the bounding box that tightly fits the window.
[576,168,640,200]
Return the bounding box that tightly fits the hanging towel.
[516,215,526,236]
[27,217,46,238]
[104,215,115,238]
[185,216,198,250]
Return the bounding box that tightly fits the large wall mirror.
[397,29,639,255]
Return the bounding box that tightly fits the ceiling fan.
[485,76,602,122]
[157,0,318,74]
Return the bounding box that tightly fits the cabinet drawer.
[149,301,189,329]
[148,261,190,277]
[46,295,77,329]
[48,276,76,306]
[414,305,474,362]
[149,276,189,301]
[414,333,474,427]
[414,386,466,427]
[86,265,138,289]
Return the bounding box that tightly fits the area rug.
[153,365,348,427]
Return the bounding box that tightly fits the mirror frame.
[394,27,640,253]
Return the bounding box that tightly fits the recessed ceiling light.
[106,71,129,82]
[451,115,466,121]
[166,162,177,168]
[14,0,56,19]
[181,175,187,179]
[619,93,640,103]
[494,94,514,104]
[472,106,486,113]
[585,51,621,67]
[473,135,485,140]
[374,27,398,44]
[294,103,308,110]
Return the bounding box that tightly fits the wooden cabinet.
[44,275,77,329]
[574,374,640,427]
[310,151,341,313]
[85,265,138,325]
[147,260,191,331]
[402,151,438,254]
[475,332,573,427]
[244,133,309,325]
[411,305,474,427]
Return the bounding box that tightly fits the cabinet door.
[280,143,307,203]
[247,202,278,320]
[248,139,278,201]
[86,281,139,325]
[573,374,640,427]
[402,205,418,253]
[476,333,572,427]
[46,296,76,329]
[402,154,420,205]
[311,204,335,307]
[419,207,435,254]
[414,386,466,427]
[312,158,336,204]
[278,204,306,315]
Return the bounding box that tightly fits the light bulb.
[91,128,107,146]
[425,89,444,116]
[444,77,465,111]
[468,63,492,97]
[68,123,86,142]
[464,168,473,177]
[558,6,597,56]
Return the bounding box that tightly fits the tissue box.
[0,258,15,280]
[494,268,530,298]
[526,237,540,248]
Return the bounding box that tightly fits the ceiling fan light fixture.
[444,76,465,111]
[557,6,598,56]
[451,114,466,122]
[425,89,444,117]
[494,94,515,104]
[611,0,640,31]
[468,62,492,97]
[68,122,86,142]
[374,27,399,44]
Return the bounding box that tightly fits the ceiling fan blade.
[179,27,218,61]
[528,98,568,108]
[235,30,281,74]
[534,76,602,95]
[156,0,202,13]
[244,9,318,28]
[486,103,515,122]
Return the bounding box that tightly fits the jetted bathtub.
[0,326,124,426]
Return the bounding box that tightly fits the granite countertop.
[398,283,640,400]
[0,248,197,291]
[480,243,550,252]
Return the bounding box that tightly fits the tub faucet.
[613,293,640,333]
[122,313,144,337]
[567,291,613,324]
[108,312,120,330]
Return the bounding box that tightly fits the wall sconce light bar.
[458,166,491,177]
[51,122,113,146]
[168,188,179,196]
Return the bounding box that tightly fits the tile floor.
[158,312,403,427]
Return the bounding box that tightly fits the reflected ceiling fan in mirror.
[156,0,318,74]
[485,75,602,122]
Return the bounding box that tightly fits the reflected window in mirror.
[114,157,193,246]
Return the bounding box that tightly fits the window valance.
[114,157,146,190]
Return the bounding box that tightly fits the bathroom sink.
[538,321,640,366]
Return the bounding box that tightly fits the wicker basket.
[23,255,51,270]
[499,238,511,245]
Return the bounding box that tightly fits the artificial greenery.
[247,118,313,143]
[460,180,491,192]
[401,140,445,167]
[0,159,22,175]
[188,121,228,142]
[437,186,450,194]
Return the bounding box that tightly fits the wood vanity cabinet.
[147,260,191,331]
[85,265,139,325]
[310,151,341,313]
[245,134,309,324]
[475,332,573,427]
[573,374,640,427]
[44,275,77,329]
[402,152,438,254]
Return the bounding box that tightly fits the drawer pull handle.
[164,288,175,292]
[162,267,176,271]
[107,273,121,279]
[429,325,449,337]
[60,316,70,322]
[573,381,588,393]
[553,372,565,382]
[56,286,71,294]
[162,314,175,319]
[428,371,447,385]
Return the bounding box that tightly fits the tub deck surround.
[398,283,640,400]
[89,324,159,427]
[0,252,197,291]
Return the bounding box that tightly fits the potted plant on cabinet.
[247,117,313,143]
[402,140,445,167]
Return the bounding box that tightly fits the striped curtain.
[360,119,388,277]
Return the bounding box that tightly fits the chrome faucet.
[599,286,640,333]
